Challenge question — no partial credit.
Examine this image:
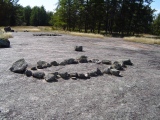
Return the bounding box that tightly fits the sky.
[18,0,160,14]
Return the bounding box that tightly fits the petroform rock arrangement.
[10,57,133,82]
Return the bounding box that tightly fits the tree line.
[0,0,160,35]
[0,0,53,26]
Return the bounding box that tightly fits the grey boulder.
[10,59,28,73]
[0,38,10,48]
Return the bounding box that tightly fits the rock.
[10,58,28,73]
[110,69,120,76]
[45,73,57,82]
[78,73,87,79]
[112,61,123,70]
[70,73,78,78]
[59,72,69,79]
[0,38,10,48]
[75,46,83,51]
[31,66,37,70]
[50,61,59,66]
[32,71,45,79]
[37,60,50,69]
[59,61,66,66]
[4,26,11,32]
[89,71,98,77]
[122,59,133,66]
[25,70,32,77]
[103,67,112,74]
[96,68,103,75]
[71,77,77,80]
[84,73,90,79]
[102,60,112,65]
[64,58,78,64]
[78,56,88,63]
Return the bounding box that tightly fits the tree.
[152,13,160,35]
[23,6,32,25]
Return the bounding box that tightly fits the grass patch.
[53,30,104,38]
[0,31,13,39]
[124,37,160,45]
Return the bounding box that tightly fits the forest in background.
[0,0,160,35]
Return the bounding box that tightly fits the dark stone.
[37,60,50,69]
[64,58,78,64]
[33,71,45,79]
[75,46,83,51]
[50,61,59,66]
[0,38,10,48]
[59,72,69,79]
[110,69,120,76]
[10,58,28,73]
[31,66,37,70]
[25,70,32,77]
[112,61,123,70]
[78,56,88,63]
[89,71,98,77]
[45,73,57,82]
[59,61,66,66]
[10,30,14,32]
[78,73,87,79]
[122,59,133,66]
[96,68,103,75]
[4,26,11,32]
[102,60,112,65]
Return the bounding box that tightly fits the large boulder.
[32,71,45,79]
[10,59,28,73]
[0,38,10,48]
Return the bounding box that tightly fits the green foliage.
[152,13,160,35]
[51,0,154,35]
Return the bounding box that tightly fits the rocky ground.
[0,32,160,120]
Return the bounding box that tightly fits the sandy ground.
[0,32,160,120]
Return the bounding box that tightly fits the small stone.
[101,60,112,65]
[110,69,120,76]
[37,60,50,69]
[70,73,78,77]
[45,73,57,82]
[92,59,100,63]
[103,67,111,74]
[78,56,88,63]
[25,70,32,77]
[96,68,103,75]
[31,66,37,70]
[89,71,97,77]
[122,59,133,66]
[75,46,83,51]
[59,72,69,79]
[33,71,45,79]
[78,73,87,79]
[112,61,123,70]
[50,61,58,66]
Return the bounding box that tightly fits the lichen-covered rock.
[33,71,45,79]
[10,58,28,73]
[75,46,83,51]
[0,38,10,48]
[45,73,57,82]
[110,69,120,76]
[25,70,32,77]
[101,60,112,65]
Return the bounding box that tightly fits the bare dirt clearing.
[0,32,160,120]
